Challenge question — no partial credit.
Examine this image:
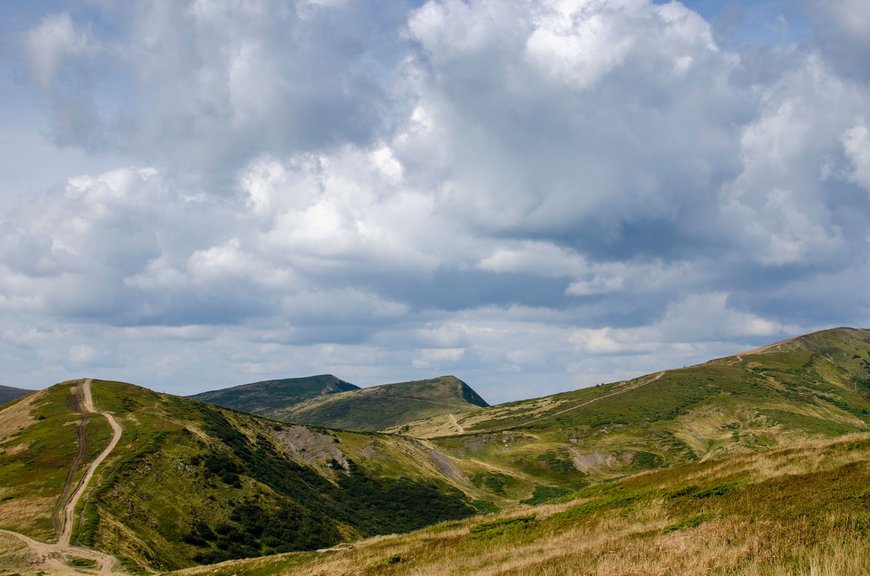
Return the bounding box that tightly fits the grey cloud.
[403,0,751,261]
[22,1,414,192]
[805,0,870,81]
[2,0,869,399]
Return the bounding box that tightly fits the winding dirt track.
[60,379,123,547]
[1,379,124,574]
[448,413,465,434]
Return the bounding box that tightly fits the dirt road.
[1,379,124,574]
[0,526,119,575]
[60,379,123,547]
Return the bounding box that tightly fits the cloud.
[20,0,413,191]
[2,0,869,400]
[806,0,870,80]
[721,56,868,266]
[22,12,101,88]
[412,347,465,370]
[402,0,747,264]
[843,120,870,192]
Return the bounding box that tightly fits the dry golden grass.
[0,496,56,535]
[0,389,43,439]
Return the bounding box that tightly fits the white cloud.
[843,121,870,192]
[722,56,867,265]
[807,0,870,80]
[23,12,101,88]
[479,242,586,277]
[412,347,465,369]
[526,3,634,91]
[571,292,789,356]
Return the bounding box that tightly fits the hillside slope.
[0,380,492,573]
[189,375,359,419]
[272,375,489,432]
[0,385,34,406]
[166,433,870,576]
[388,328,870,503]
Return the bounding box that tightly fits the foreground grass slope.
[270,375,489,432]
[167,433,870,576]
[188,375,359,419]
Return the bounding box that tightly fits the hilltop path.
[60,379,123,546]
[0,379,124,574]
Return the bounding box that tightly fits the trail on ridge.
[1,379,125,574]
[59,379,123,546]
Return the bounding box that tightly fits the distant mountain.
[0,385,33,406]
[188,374,359,418]
[274,375,490,432]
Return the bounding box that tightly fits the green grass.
[273,376,488,432]
[0,382,92,540]
[164,433,870,576]
[69,380,482,572]
[66,556,98,569]
[189,375,359,418]
[413,328,870,495]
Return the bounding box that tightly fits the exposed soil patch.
[273,425,348,470]
[423,447,465,483]
[569,451,635,473]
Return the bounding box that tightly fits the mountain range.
[0,327,867,574]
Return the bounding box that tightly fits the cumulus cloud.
[721,56,868,266]
[19,0,412,191]
[2,0,869,399]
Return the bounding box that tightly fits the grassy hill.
[1,328,868,575]
[189,375,359,419]
[388,328,870,504]
[164,432,870,576]
[0,380,493,573]
[268,375,490,432]
[0,385,34,406]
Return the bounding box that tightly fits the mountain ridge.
[194,374,490,433]
[189,374,359,418]
[271,375,489,432]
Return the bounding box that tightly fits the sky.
[1,0,868,403]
